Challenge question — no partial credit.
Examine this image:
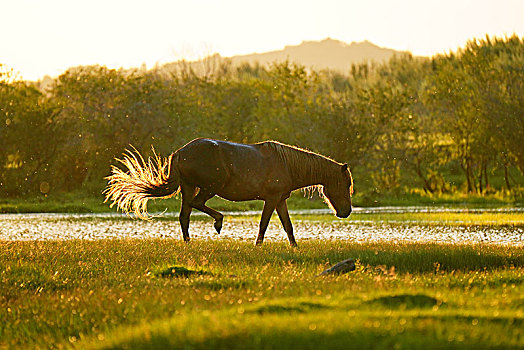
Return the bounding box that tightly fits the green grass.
[0,188,522,214]
[298,211,524,226]
[1,239,523,349]
[355,189,524,208]
[223,210,524,228]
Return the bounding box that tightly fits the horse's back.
[178,138,263,165]
[176,138,288,200]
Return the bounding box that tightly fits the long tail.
[104,147,180,220]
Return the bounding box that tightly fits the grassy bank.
[0,189,522,214]
[291,210,524,226]
[1,239,523,349]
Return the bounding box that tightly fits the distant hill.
[229,38,409,71]
[160,38,413,75]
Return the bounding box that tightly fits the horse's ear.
[341,163,348,172]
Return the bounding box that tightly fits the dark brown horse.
[104,138,353,246]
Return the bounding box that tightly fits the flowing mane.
[261,141,343,188]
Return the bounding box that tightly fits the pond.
[1,207,522,245]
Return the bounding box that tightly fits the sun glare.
[1,0,522,80]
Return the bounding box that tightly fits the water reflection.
[0,207,522,245]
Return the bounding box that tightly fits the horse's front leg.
[255,197,279,246]
[276,199,297,247]
[179,185,197,242]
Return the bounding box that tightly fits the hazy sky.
[2,0,523,80]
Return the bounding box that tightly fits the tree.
[0,65,63,196]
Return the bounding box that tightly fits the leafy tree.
[0,65,63,196]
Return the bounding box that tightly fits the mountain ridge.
[160,38,413,74]
[227,38,411,71]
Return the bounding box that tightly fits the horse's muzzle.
[336,208,352,218]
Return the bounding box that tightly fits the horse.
[104,138,353,247]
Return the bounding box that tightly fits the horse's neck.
[291,155,336,190]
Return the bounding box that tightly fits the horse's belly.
[216,174,289,202]
[215,186,262,202]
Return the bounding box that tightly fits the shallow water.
[0,208,522,245]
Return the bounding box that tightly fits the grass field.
[293,210,524,226]
[1,235,523,349]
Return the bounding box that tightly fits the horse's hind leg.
[179,184,197,242]
[276,199,297,247]
[191,190,224,234]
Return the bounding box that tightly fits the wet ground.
[1,207,522,245]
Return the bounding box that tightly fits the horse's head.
[322,163,353,218]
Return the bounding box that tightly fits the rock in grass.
[317,259,356,276]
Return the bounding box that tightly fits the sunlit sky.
[2,0,523,81]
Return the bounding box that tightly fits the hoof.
[214,217,223,234]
